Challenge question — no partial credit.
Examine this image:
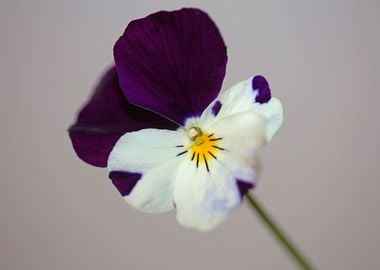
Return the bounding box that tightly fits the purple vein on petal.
[114,8,228,125]
[68,67,177,167]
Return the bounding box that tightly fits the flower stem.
[245,193,316,270]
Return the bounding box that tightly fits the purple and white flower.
[69,8,283,231]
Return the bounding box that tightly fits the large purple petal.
[114,8,227,125]
[69,67,177,167]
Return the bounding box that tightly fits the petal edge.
[68,67,177,167]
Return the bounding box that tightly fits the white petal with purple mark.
[107,76,283,230]
[199,75,283,143]
[108,129,187,213]
[68,8,285,232]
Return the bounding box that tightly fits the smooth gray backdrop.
[1,0,379,269]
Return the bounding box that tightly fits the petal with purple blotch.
[199,75,283,143]
[107,128,188,213]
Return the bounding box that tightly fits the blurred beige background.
[1,0,379,269]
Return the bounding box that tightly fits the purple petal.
[69,67,177,167]
[252,75,271,104]
[114,8,227,125]
[109,171,141,196]
[237,180,255,199]
[211,100,222,116]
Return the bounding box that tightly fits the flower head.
[69,8,283,231]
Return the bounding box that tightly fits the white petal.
[210,109,265,184]
[108,128,188,172]
[252,97,283,142]
[173,160,241,232]
[199,77,283,143]
[125,160,181,213]
[107,128,188,213]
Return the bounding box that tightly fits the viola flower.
[69,8,283,231]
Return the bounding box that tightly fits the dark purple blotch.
[109,171,142,196]
[252,75,271,104]
[211,100,222,116]
[236,180,254,199]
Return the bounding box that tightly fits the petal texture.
[173,159,242,231]
[199,75,283,143]
[114,8,227,125]
[69,67,177,167]
[108,129,188,213]
[173,109,265,231]
[209,109,265,184]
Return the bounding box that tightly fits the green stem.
[245,193,316,270]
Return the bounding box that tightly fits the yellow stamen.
[186,127,223,171]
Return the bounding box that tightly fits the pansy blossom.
[69,8,283,231]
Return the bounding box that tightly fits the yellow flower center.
[185,127,224,172]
